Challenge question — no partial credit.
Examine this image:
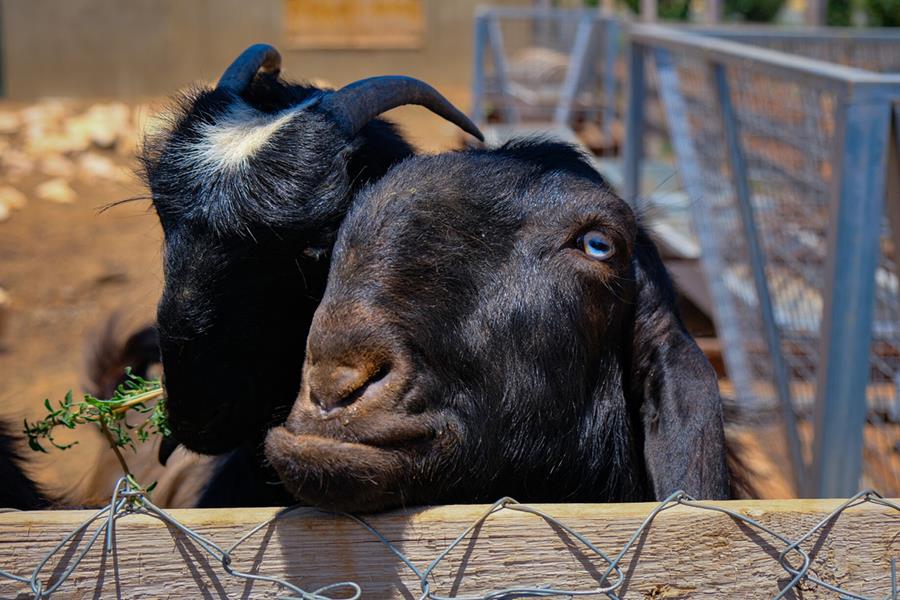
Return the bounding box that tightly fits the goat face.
[144,45,481,455]
[146,84,383,456]
[266,141,729,511]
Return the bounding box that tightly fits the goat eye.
[580,231,614,260]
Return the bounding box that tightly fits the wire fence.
[622,24,900,499]
[0,477,897,600]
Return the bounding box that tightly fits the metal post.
[712,63,807,494]
[487,15,521,124]
[887,106,900,271]
[887,107,900,424]
[601,19,621,143]
[895,105,900,155]
[470,12,488,124]
[641,0,658,21]
[651,46,762,443]
[533,0,552,49]
[707,0,723,23]
[553,14,595,127]
[806,0,826,25]
[623,41,646,205]
[812,91,891,498]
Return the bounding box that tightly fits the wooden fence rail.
[1,498,897,599]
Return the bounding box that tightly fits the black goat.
[264,140,730,512]
[0,140,730,511]
[141,45,481,504]
[1,69,730,512]
[0,423,50,510]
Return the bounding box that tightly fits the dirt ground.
[0,99,167,502]
[0,95,894,506]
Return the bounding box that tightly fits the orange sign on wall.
[284,0,425,49]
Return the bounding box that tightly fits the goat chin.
[265,426,408,512]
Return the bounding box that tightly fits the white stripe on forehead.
[190,101,302,171]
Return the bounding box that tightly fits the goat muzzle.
[306,361,394,416]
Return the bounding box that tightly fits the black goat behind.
[0,423,50,510]
[141,42,482,504]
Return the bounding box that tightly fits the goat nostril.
[308,364,390,415]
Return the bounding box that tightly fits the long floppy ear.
[628,227,730,500]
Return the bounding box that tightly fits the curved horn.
[217,44,282,93]
[320,76,484,141]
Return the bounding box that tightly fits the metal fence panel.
[625,24,900,496]
[470,7,622,137]
[622,26,900,177]
[695,27,900,73]
[471,8,900,496]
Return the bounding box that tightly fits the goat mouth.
[283,385,435,448]
[277,417,436,450]
[264,427,419,510]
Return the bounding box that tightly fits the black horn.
[321,76,484,141]
[217,44,282,93]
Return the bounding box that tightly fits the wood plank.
[0,498,897,598]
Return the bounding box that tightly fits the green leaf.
[23,368,168,492]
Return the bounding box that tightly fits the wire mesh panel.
[698,28,900,73]
[623,27,900,166]
[625,26,900,496]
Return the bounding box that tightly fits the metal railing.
[624,26,900,166]
[623,24,900,498]
[692,26,900,72]
[472,10,900,142]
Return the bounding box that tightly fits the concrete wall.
[1,0,524,99]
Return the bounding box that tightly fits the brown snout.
[296,301,412,420]
[267,301,437,509]
[306,361,390,414]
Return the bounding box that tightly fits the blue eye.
[581,231,614,260]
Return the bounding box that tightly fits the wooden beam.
[0,498,897,598]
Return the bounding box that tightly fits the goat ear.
[627,228,730,500]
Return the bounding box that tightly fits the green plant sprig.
[23,368,170,484]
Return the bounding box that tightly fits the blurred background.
[0,0,897,505]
